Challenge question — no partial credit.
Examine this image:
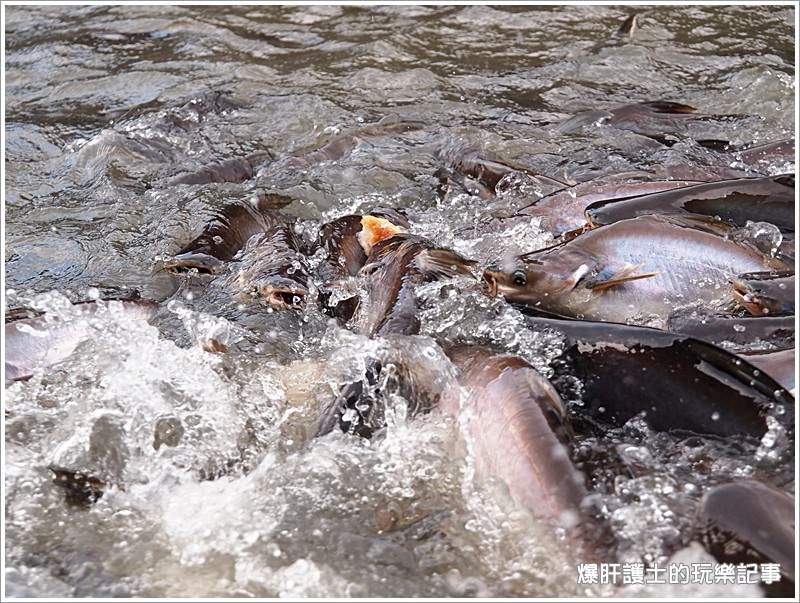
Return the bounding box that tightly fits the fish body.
[5,299,158,382]
[739,348,795,394]
[315,210,409,321]
[737,138,795,168]
[585,175,795,232]
[165,194,308,308]
[518,177,704,236]
[486,215,787,325]
[697,481,795,597]
[442,348,585,516]
[226,222,309,309]
[165,193,294,273]
[317,235,475,438]
[356,234,476,337]
[436,140,566,194]
[521,315,793,440]
[666,313,795,351]
[442,346,602,559]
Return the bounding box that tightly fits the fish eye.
[512,270,527,286]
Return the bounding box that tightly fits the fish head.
[255,276,309,310]
[731,279,784,316]
[483,248,599,307]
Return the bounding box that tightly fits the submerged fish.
[5,297,158,382]
[697,480,794,597]
[585,175,795,233]
[436,139,566,196]
[556,100,739,141]
[732,270,795,316]
[164,193,309,309]
[170,151,274,185]
[520,315,794,441]
[484,215,788,325]
[259,120,425,176]
[441,346,608,561]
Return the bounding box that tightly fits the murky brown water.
[4,4,795,598]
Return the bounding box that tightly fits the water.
[4,4,795,598]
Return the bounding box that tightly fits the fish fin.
[614,14,638,39]
[585,265,659,291]
[643,101,697,114]
[251,192,295,213]
[416,248,477,279]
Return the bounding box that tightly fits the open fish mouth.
[258,284,308,309]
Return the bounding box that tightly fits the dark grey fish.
[520,315,794,441]
[613,13,638,40]
[164,193,308,309]
[5,298,158,382]
[732,270,795,316]
[441,346,609,561]
[697,481,794,597]
[164,193,294,273]
[224,221,309,310]
[485,215,788,325]
[585,175,795,233]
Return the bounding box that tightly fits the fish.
[697,480,794,597]
[518,315,794,441]
[739,348,795,394]
[440,346,609,561]
[170,151,274,185]
[585,175,795,233]
[316,235,476,437]
[5,297,158,382]
[556,100,740,141]
[315,209,410,322]
[613,13,638,41]
[163,193,295,273]
[736,138,795,169]
[484,215,789,325]
[355,234,477,337]
[666,313,795,351]
[435,139,567,195]
[517,176,705,236]
[732,270,795,316]
[259,119,425,176]
[164,193,308,309]
[223,220,309,310]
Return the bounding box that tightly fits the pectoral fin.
[584,264,659,291]
[417,248,477,279]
